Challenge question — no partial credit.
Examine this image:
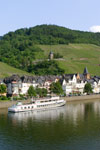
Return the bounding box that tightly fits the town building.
[61,67,100,95]
[4,75,38,96]
[61,74,86,95]
[3,67,100,97]
[83,67,90,79]
[4,75,60,96]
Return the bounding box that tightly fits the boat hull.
[8,99,66,113]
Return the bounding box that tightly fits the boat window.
[28,106,30,109]
[32,106,34,108]
[24,107,26,109]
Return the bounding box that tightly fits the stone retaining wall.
[0,94,100,108]
[0,100,30,109]
[64,94,100,102]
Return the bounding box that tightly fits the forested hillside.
[2,24,100,45]
[0,24,100,75]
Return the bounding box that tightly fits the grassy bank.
[0,62,31,78]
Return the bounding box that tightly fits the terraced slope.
[39,44,100,75]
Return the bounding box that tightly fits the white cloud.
[89,25,100,33]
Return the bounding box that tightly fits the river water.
[0,99,100,150]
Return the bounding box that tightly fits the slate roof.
[4,75,61,84]
[4,74,21,84]
[83,67,89,75]
[3,73,100,85]
[63,74,75,81]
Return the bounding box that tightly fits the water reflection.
[8,107,66,121]
[1,100,100,150]
[8,103,85,126]
[93,101,100,114]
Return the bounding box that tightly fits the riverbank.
[0,100,30,109]
[0,94,100,108]
[64,94,100,102]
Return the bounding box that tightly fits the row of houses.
[2,67,100,96]
[4,75,60,96]
[61,67,100,95]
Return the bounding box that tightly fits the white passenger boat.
[8,96,66,113]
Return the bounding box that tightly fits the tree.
[33,60,65,75]
[41,88,48,97]
[28,86,36,97]
[50,81,63,95]
[36,88,48,97]
[36,88,42,97]
[84,83,93,94]
[0,84,6,94]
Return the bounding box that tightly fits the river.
[0,99,100,150]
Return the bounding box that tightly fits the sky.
[0,0,100,35]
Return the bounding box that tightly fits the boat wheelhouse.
[8,96,66,113]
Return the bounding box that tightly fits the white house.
[62,74,86,95]
[4,75,39,96]
[91,78,100,94]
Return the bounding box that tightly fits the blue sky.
[0,0,100,35]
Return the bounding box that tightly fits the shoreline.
[0,100,30,109]
[64,94,100,102]
[0,94,100,109]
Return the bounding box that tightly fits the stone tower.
[49,51,54,60]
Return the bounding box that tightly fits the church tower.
[83,67,90,79]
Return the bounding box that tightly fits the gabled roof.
[4,75,61,84]
[4,74,21,84]
[62,74,76,81]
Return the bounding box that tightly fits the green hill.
[38,44,100,76]
[2,24,100,45]
[0,24,100,76]
[0,62,31,78]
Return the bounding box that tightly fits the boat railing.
[32,96,60,102]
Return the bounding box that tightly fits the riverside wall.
[0,94,100,108]
[0,100,30,109]
[64,94,100,102]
